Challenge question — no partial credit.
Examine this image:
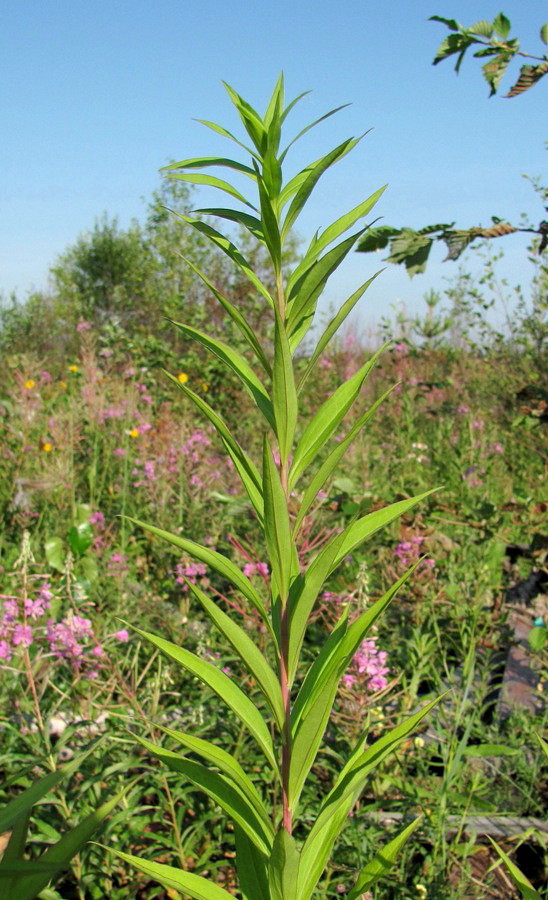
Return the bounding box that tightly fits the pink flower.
[89,511,105,529]
[113,447,126,457]
[12,624,33,647]
[457,403,469,414]
[114,629,129,642]
[0,640,12,661]
[76,320,91,332]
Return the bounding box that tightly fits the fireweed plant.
[112,77,441,898]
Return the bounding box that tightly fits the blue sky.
[2,0,546,328]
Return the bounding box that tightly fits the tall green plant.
[111,75,440,899]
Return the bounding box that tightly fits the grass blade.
[346,818,422,897]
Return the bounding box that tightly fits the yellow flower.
[200,381,209,392]
[41,442,53,453]
[414,736,425,749]
[24,379,35,390]
[128,427,139,439]
[68,365,79,373]
[177,373,189,384]
[58,380,67,389]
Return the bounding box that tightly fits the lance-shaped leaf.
[223,82,267,153]
[297,696,442,900]
[177,255,271,374]
[487,838,541,900]
[184,580,284,729]
[168,172,257,209]
[194,119,258,159]
[176,215,273,305]
[103,849,235,900]
[165,373,264,521]
[292,565,416,735]
[0,810,30,899]
[161,156,255,177]
[289,345,386,488]
[155,725,271,830]
[287,492,435,679]
[297,271,383,394]
[234,825,270,900]
[254,163,282,268]
[136,738,273,855]
[263,438,294,602]
[280,136,363,240]
[286,229,367,349]
[272,307,297,465]
[125,517,273,638]
[128,626,278,772]
[290,188,386,291]
[346,817,422,898]
[193,207,264,241]
[293,386,395,533]
[288,567,416,811]
[267,828,301,900]
[170,320,275,430]
[279,104,350,165]
[263,72,284,132]
[6,790,124,900]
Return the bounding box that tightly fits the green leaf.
[291,565,416,736]
[9,790,123,900]
[287,492,435,678]
[289,187,386,292]
[177,256,271,374]
[255,164,282,267]
[170,320,275,429]
[165,372,264,521]
[223,82,267,154]
[279,105,351,165]
[286,229,368,349]
[297,696,442,900]
[79,553,98,584]
[45,537,64,573]
[468,20,493,38]
[103,849,235,900]
[177,216,273,305]
[128,625,278,771]
[167,172,257,209]
[267,828,301,900]
[156,725,270,827]
[487,838,541,900]
[263,438,294,602]
[136,737,273,854]
[0,811,31,898]
[461,743,518,757]
[528,625,546,651]
[346,818,422,897]
[288,567,417,810]
[541,23,548,46]
[289,345,386,488]
[297,271,383,394]
[183,580,284,729]
[193,207,264,240]
[356,225,401,254]
[280,136,363,240]
[234,825,270,900]
[272,307,297,464]
[293,386,395,532]
[194,119,258,158]
[493,13,511,40]
[161,156,255,177]
[124,517,273,636]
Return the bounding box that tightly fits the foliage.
[356,12,548,275]
[99,75,445,900]
[430,12,548,98]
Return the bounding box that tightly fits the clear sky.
[2,0,546,329]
